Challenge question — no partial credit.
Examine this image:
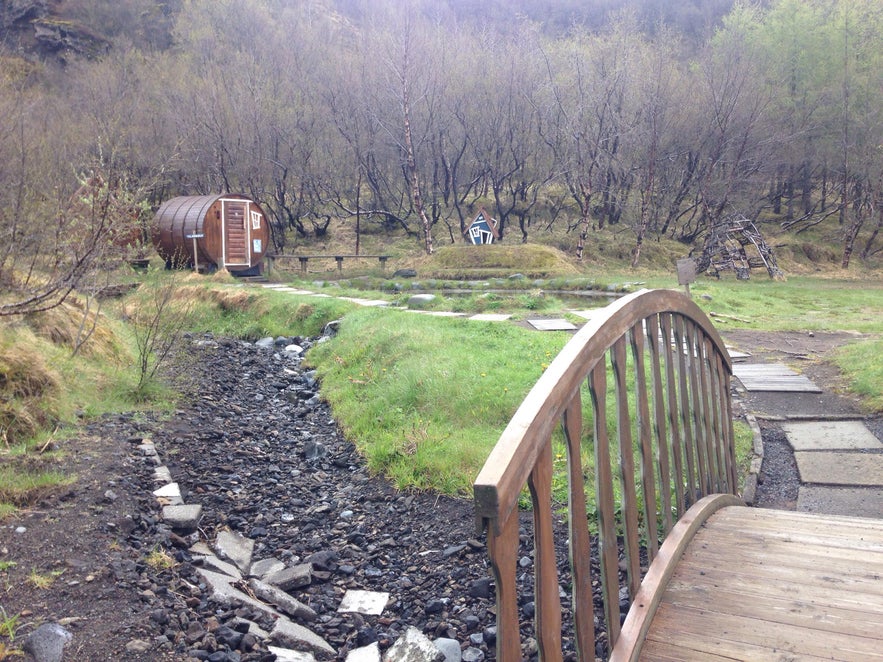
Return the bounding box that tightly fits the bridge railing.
[473,289,738,660]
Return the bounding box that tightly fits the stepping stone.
[794,451,883,487]
[732,363,821,392]
[727,348,751,359]
[469,313,512,322]
[783,420,883,451]
[527,318,577,331]
[408,310,464,317]
[339,297,390,307]
[797,486,883,518]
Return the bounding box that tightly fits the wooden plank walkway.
[732,363,822,392]
[640,506,883,661]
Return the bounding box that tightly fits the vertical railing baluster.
[646,314,673,536]
[718,351,738,493]
[673,315,697,507]
[486,512,520,661]
[612,337,641,599]
[528,441,563,662]
[661,313,685,520]
[705,338,724,493]
[562,392,596,659]
[685,321,709,497]
[631,319,659,561]
[589,364,621,646]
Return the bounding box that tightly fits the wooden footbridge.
[474,289,883,661]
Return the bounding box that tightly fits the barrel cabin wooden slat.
[152,194,270,275]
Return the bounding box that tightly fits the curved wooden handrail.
[473,288,738,661]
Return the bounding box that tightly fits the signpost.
[676,258,697,297]
[186,233,205,273]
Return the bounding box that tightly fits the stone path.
[259,283,599,330]
[732,359,883,519]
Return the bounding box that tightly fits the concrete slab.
[215,530,254,573]
[527,318,577,331]
[797,486,883,518]
[794,451,883,487]
[733,363,821,392]
[468,313,512,322]
[783,420,883,451]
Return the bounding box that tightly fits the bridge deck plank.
[641,506,883,660]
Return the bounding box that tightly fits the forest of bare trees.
[1,0,882,311]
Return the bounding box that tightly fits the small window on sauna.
[251,211,261,230]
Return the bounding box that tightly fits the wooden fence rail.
[473,289,737,660]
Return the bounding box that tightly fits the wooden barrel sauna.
[152,194,270,275]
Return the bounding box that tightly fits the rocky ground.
[0,327,872,661]
[0,331,582,662]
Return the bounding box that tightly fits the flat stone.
[468,313,511,322]
[339,297,390,307]
[797,486,883,518]
[270,618,335,657]
[153,466,173,482]
[195,569,276,619]
[783,421,883,451]
[526,318,577,331]
[795,451,883,487]
[152,482,183,505]
[215,530,254,573]
[346,642,381,662]
[384,627,445,662]
[139,442,157,457]
[268,646,317,662]
[248,578,317,621]
[337,589,389,616]
[251,557,286,579]
[265,563,312,591]
[194,553,242,580]
[162,504,203,532]
[409,310,464,317]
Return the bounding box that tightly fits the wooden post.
[186,233,204,273]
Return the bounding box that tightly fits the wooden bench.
[265,254,391,275]
[473,289,883,661]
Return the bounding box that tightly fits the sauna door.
[222,199,249,267]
